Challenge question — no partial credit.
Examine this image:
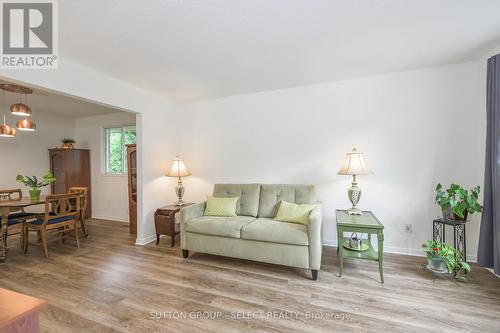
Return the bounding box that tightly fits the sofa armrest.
[180,202,206,249]
[308,203,323,270]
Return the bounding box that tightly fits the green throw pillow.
[274,200,316,225]
[204,196,239,217]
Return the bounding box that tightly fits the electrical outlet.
[404,224,412,233]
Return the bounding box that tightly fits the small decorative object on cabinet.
[337,148,373,215]
[126,144,137,234]
[336,209,384,282]
[154,203,194,246]
[49,148,91,218]
[165,156,191,205]
[60,137,76,149]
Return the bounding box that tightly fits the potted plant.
[61,137,75,149]
[422,240,471,281]
[16,172,56,200]
[435,183,482,221]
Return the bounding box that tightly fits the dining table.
[0,195,48,263]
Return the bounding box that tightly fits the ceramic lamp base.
[347,207,362,215]
[347,175,363,215]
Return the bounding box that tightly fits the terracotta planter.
[61,143,74,149]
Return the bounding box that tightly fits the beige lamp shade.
[166,156,191,178]
[337,148,372,175]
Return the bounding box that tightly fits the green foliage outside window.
[106,126,136,173]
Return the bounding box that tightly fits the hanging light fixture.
[10,88,32,116]
[0,115,16,137]
[16,117,36,131]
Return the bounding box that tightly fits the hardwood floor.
[0,219,499,333]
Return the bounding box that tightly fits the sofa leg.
[182,249,189,258]
[311,270,319,281]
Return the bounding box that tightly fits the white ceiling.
[60,0,500,102]
[0,80,121,119]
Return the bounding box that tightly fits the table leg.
[377,231,384,283]
[1,207,9,263]
[338,227,343,277]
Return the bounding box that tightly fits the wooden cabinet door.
[50,150,66,194]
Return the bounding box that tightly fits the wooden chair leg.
[40,229,49,258]
[74,222,80,248]
[80,214,88,238]
[23,227,29,254]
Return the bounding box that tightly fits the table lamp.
[337,148,373,215]
[166,156,191,205]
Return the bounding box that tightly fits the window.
[104,126,136,174]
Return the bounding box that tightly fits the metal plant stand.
[432,218,467,262]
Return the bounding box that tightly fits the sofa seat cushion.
[241,218,309,246]
[186,215,256,238]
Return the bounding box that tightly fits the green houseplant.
[435,183,482,221]
[16,172,56,200]
[422,240,471,281]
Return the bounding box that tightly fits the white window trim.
[103,125,136,176]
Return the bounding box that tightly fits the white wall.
[75,112,136,222]
[178,61,484,261]
[0,111,75,195]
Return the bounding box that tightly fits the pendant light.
[16,117,36,131]
[0,91,15,137]
[0,115,16,137]
[14,92,36,131]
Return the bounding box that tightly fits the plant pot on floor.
[427,257,447,273]
[29,189,41,201]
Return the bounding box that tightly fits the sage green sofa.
[180,184,323,280]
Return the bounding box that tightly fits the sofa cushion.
[274,200,316,225]
[258,184,316,218]
[186,215,256,238]
[213,184,261,217]
[241,218,309,246]
[204,196,238,217]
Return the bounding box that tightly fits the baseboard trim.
[92,215,129,223]
[135,234,156,246]
[322,239,477,263]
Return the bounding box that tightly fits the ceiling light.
[0,115,15,137]
[11,103,32,116]
[16,117,36,131]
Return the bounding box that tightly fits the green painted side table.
[336,210,385,283]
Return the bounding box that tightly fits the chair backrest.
[69,187,88,212]
[0,189,22,201]
[43,193,80,225]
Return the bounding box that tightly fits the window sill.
[101,173,128,177]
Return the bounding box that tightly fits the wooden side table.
[154,203,194,246]
[336,210,385,283]
[0,288,47,333]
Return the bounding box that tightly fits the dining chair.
[23,193,81,258]
[0,189,38,249]
[68,187,89,238]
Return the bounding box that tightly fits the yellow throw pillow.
[204,196,239,217]
[274,200,316,225]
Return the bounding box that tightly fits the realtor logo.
[1,0,58,69]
